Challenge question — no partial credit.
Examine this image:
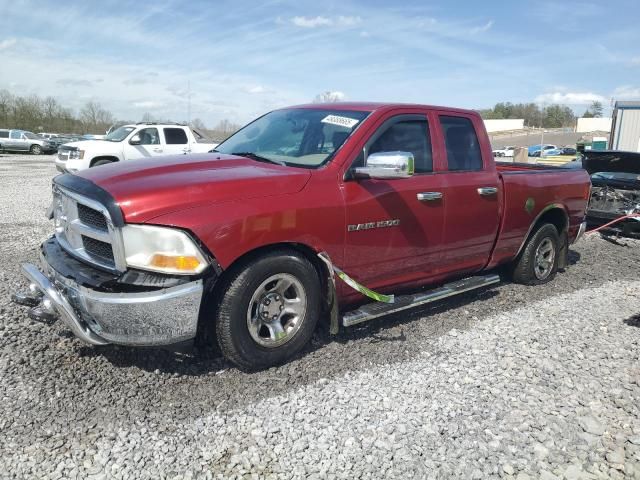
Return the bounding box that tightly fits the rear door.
[162,127,191,155]
[432,112,501,275]
[5,130,23,150]
[342,112,447,291]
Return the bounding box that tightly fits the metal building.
[610,101,640,151]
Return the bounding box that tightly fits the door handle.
[477,187,498,196]
[417,192,443,202]
[153,148,163,153]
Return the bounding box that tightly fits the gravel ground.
[1,154,639,479]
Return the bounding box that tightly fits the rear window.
[164,128,188,144]
[439,116,483,171]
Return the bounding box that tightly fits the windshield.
[104,126,136,142]
[215,108,370,168]
[24,132,41,140]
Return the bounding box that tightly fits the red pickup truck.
[14,103,590,370]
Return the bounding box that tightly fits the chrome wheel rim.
[246,273,307,348]
[534,238,555,280]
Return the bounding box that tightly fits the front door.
[342,114,447,292]
[124,127,164,160]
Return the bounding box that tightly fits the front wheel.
[215,250,321,371]
[92,159,113,167]
[511,223,560,285]
[30,144,42,155]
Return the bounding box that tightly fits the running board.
[342,274,501,327]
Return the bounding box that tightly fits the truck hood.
[79,153,312,223]
[63,140,122,153]
[582,150,640,175]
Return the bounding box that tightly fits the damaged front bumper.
[14,240,204,346]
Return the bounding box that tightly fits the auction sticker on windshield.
[321,115,359,129]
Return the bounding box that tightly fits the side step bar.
[342,274,501,327]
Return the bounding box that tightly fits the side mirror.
[354,151,414,179]
[129,134,141,145]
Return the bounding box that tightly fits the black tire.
[511,223,560,285]
[30,144,42,155]
[215,250,321,371]
[92,159,113,167]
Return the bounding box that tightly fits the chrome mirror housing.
[354,151,415,179]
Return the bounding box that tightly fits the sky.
[1,0,639,127]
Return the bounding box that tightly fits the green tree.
[590,101,603,118]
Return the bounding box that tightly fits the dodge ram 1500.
[14,103,591,370]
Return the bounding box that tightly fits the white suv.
[55,123,218,172]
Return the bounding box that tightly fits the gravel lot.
[1,154,639,479]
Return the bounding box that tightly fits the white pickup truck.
[55,123,218,173]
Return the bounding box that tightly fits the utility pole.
[540,102,545,159]
[187,80,191,126]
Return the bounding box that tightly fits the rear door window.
[0,131,8,138]
[10,131,21,139]
[439,116,483,171]
[164,128,188,144]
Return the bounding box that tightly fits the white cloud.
[291,16,332,28]
[535,91,606,105]
[613,86,640,99]
[337,16,362,27]
[290,15,361,28]
[246,85,268,94]
[360,31,370,38]
[469,20,494,34]
[0,38,17,50]
[56,78,94,87]
[313,91,346,103]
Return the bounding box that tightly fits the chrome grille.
[77,203,108,231]
[52,185,125,272]
[57,145,73,161]
[82,236,115,262]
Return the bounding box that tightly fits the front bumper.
[16,250,204,346]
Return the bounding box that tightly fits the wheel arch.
[516,204,569,267]
[90,156,120,167]
[196,241,334,346]
[219,241,331,299]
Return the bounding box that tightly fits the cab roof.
[284,102,478,115]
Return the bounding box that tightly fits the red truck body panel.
[80,103,590,307]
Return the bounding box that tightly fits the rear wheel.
[511,223,560,285]
[215,250,321,371]
[30,144,42,155]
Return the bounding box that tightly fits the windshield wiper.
[231,152,286,166]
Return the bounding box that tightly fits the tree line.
[0,89,114,134]
[477,100,605,128]
[0,89,240,140]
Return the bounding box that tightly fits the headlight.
[121,225,208,275]
[69,149,84,159]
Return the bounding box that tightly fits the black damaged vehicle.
[582,151,640,238]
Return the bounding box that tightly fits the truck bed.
[488,163,590,268]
